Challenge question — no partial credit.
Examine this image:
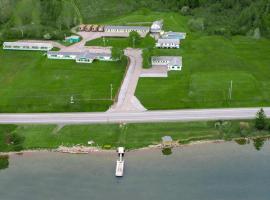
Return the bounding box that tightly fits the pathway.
[109,48,147,112]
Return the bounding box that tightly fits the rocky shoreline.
[0,139,226,156]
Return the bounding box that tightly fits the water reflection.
[0,155,9,170]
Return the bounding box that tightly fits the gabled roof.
[157,38,180,44]
[3,42,53,48]
[104,25,150,31]
[152,56,182,66]
[162,136,173,142]
[47,51,111,59]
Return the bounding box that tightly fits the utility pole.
[70,95,74,104]
[110,84,113,100]
[103,37,105,46]
[229,80,233,100]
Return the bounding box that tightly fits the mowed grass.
[115,11,270,109]
[0,49,127,112]
[9,122,221,150]
[85,35,155,49]
[2,119,268,151]
[137,35,270,109]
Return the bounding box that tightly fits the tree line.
[0,0,270,41]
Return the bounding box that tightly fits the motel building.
[151,56,182,71]
[3,42,53,51]
[156,38,180,49]
[47,51,112,64]
[104,25,150,34]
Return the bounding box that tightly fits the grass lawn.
[119,11,270,109]
[85,34,155,49]
[0,119,269,151]
[0,49,127,112]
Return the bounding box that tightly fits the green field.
[0,49,127,112]
[0,119,269,152]
[85,35,155,49]
[85,10,270,110]
[128,12,270,109]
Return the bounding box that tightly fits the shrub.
[0,155,9,170]
[181,6,190,15]
[255,108,267,130]
[162,148,172,155]
[103,145,112,149]
[235,138,248,145]
[253,138,265,151]
[188,18,205,32]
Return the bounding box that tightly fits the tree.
[255,108,267,130]
[128,31,141,48]
[111,47,123,60]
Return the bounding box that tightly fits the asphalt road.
[0,108,268,124]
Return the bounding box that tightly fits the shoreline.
[0,139,227,156]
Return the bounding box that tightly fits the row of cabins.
[79,24,105,32]
[79,20,162,34]
[47,51,112,64]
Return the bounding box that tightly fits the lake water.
[0,141,270,200]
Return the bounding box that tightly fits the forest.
[0,0,270,41]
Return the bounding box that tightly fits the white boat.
[115,147,125,177]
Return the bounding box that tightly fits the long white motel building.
[104,25,150,34]
[3,42,53,51]
[156,38,180,48]
[151,56,182,71]
[47,51,112,64]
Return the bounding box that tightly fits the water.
[0,142,270,200]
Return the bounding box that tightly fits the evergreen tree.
[255,108,267,130]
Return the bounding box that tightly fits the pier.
[115,147,125,177]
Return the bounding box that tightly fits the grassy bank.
[0,119,269,152]
[0,49,127,112]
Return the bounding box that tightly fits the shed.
[79,24,86,31]
[85,25,92,32]
[156,38,180,48]
[162,136,173,147]
[151,20,163,33]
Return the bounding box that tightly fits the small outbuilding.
[150,20,163,33]
[85,25,93,32]
[79,24,86,31]
[162,136,173,147]
[156,38,180,48]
